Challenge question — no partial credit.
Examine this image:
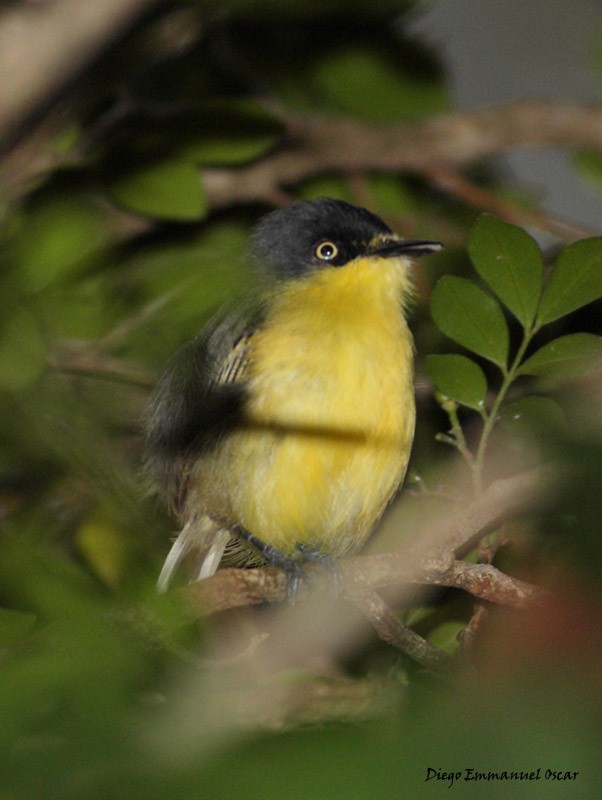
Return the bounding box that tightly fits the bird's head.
[250,198,443,279]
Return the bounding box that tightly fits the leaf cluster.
[427,215,602,490]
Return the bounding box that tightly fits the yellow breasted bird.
[145,198,443,593]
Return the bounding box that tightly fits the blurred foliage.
[1,0,602,797]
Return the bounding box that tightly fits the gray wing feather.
[144,301,264,515]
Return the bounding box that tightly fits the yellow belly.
[191,256,416,558]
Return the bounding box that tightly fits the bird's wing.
[144,300,265,515]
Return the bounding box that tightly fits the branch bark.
[345,582,453,671]
[185,553,546,618]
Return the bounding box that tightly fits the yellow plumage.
[188,255,415,558]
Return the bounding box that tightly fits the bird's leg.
[232,525,308,603]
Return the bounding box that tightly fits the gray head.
[250,198,443,279]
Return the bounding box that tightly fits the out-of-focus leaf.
[0,609,37,647]
[428,621,464,656]
[15,199,106,293]
[468,214,544,328]
[109,158,207,221]
[403,606,435,628]
[76,517,127,587]
[537,237,602,325]
[498,396,565,435]
[178,101,283,164]
[431,276,509,369]
[519,333,602,378]
[103,102,283,169]
[119,218,251,364]
[426,354,487,411]
[368,174,422,216]
[192,679,600,800]
[310,45,447,122]
[40,276,117,340]
[574,149,602,190]
[0,309,47,390]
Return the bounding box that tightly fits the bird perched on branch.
[145,198,442,594]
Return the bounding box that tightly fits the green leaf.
[468,214,544,328]
[102,101,283,168]
[498,396,565,435]
[537,237,602,325]
[310,46,447,122]
[75,516,127,587]
[574,149,602,190]
[109,158,207,221]
[15,198,106,293]
[179,102,283,165]
[0,308,47,390]
[427,621,464,656]
[519,333,602,378]
[425,354,487,411]
[0,608,37,646]
[430,276,509,369]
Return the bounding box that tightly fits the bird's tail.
[157,517,230,592]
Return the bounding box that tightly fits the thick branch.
[186,554,545,618]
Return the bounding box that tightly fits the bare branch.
[426,165,598,241]
[439,463,560,555]
[48,347,155,389]
[344,581,453,671]
[185,553,545,619]
[202,100,602,238]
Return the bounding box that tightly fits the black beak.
[372,238,444,258]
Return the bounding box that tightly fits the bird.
[144,198,443,594]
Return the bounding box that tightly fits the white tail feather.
[196,528,230,581]
[157,518,229,592]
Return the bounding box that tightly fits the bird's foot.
[232,527,344,603]
[233,525,309,603]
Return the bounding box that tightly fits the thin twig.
[48,348,155,388]
[438,463,560,555]
[344,580,453,671]
[426,165,598,241]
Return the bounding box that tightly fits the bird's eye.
[315,241,339,261]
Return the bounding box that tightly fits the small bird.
[145,198,442,593]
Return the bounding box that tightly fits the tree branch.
[201,100,602,239]
[344,581,453,671]
[426,165,598,240]
[438,463,560,555]
[185,553,545,618]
